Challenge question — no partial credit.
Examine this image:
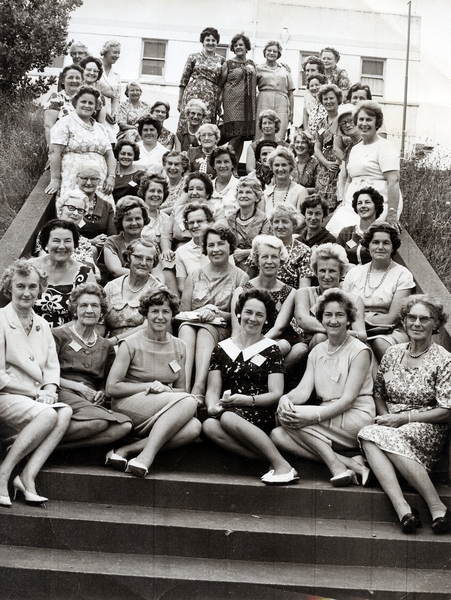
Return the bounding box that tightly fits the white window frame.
[360,57,385,97]
[141,39,167,79]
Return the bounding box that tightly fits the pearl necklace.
[70,325,97,348]
[407,343,431,359]
[127,275,149,294]
[326,335,348,356]
[363,261,392,298]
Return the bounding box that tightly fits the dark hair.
[400,294,448,335]
[318,84,343,105]
[300,194,329,218]
[307,73,327,87]
[361,223,401,257]
[346,83,372,102]
[1,259,48,300]
[315,288,357,326]
[200,27,220,43]
[59,64,84,89]
[137,116,162,137]
[114,139,140,161]
[230,33,251,52]
[138,174,169,203]
[79,56,103,81]
[255,139,278,162]
[114,196,150,232]
[68,282,108,319]
[183,202,214,228]
[352,187,384,218]
[71,85,100,108]
[39,219,80,250]
[291,130,314,156]
[138,289,180,318]
[353,100,384,131]
[209,145,237,169]
[202,227,236,256]
[150,100,170,118]
[320,47,341,63]
[184,171,213,199]
[123,238,160,269]
[235,288,276,328]
[302,56,325,74]
[162,150,190,173]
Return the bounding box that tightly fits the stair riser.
[1,513,448,570]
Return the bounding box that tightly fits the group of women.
[0,31,449,540]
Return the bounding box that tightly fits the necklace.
[70,325,97,348]
[407,343,431,359]
[20,314,33,336]
[238,207,257,222]
[187,124,197,136]
[127,274,148,293]
[327,335,348,356]
[270,179,292,207]
[363,261,392,298]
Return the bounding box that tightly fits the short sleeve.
[378,140,400,174]
[209,344,225,372]
[104,236,120,257]
[263,344,285,375]
[44,92,63,112]
[435,351,451,409]
[50,117,70,146]
[180,54,196,87]
[286,70,295,92]
[394,266,415,291]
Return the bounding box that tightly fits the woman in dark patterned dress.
[177,27,225,134]
[220,33,257,164]
[203,288,298,484]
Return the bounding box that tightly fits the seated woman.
[343,223,415,363]
[117,81,150,143]
[336,187,384,266]
[261,147,308,215]
[0,260,72,507]
[203,288,298,484]
[161,150,190,214]
[30,220,96,327]
[179,228,248,398]
[150,101,175,150]
[188,123,220,177]
[248,139,278,190]
[271,288,375,486]
[105,289,201,477]
[53,283,132,448]
[227,176,271,272]
[139,175,171,252]
[297,195,336,248]
[174,98,207,153]
[133,116,167,176]
[112,140,144,204]
[291,130,318,193]
[359,295,451,534]
[103,238,167,341]
[210,145,239,217]
[268,243,367,373]
[246,109,283,174]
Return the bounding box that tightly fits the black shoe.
[431,510,450,535]
[401,508,422,533]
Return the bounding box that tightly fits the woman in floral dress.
[177,27,225,134]
[359,295,451,535]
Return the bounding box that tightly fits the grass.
[0,91,48,238]
[400,153,451,292]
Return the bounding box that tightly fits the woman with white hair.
[175,99,207,152]
[188,123,220,177]
[261,147,308,214]
[98,39,121,144]
[117,81,150,143]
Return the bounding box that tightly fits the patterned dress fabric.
[222,59,257,139]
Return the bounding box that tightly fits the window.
[216,45,228,59]
[141,39,167,77]
[297,51,321,89]
[361,57,385,96]
[50,55,65,69]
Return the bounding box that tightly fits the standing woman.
[261,147,308,215]
[44,64,83,144]
[221,33,257,162]
[255,41,294,141]
[0,261,73,507]
[175,99,207,152]
[79,55,107,125]
[320,47,351,96]
[177,27,225,134]
[117,81,151,144]
[304,73,328,139]
[98,39,122,145]
[291,130,318,193]
[150,101,175,150]
[314,84,342,213]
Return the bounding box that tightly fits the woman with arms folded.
[105,289,201,477]
[271,288,374,487]
[0,260,72,507]
[203,288,298,484]
[359,295,451,534]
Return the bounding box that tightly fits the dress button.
[35,382,40,387]
[84,350,90,355]
[83,363,89,368]
[108,410,113,414]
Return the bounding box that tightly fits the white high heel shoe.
[12,476,48,504]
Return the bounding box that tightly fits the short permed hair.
[249,234,288,265]
[209,145,237,169]
[235,176,263,202]
[123,238,160,269]
[71,85,100,108]
[254,139,278,162]
[300,194,329,218]
[310,243,350,278]
[202,227,236,256]
[183,202,214,228]
[318,84,343,105]
[184,171,213,199]
[353,100,384,131]
[258,109,281,133]
[162,150,190,173]
[138,174,169,203]
[270,204,304,230]
[346,83,372,103]
[320,47,340,63]
[263,40,282,59]
[361,223,401,258]
[79,56,103,82]
[68,282,108,319]
[199,27,220,44]
[235,288,276,327]
[267,146,296,172]
[302,56,325,74]
[230,33,251,52]
[1,259,48,300]
[39,219,80,250]
[138,289,180,318]
[114,196,150,232]
[114,139,140,161]
[137,116,162,137]
[291,130,315,157]
[351,187,384,218]
[315,288,357,326]
[399,294,448,335]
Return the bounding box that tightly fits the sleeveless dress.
[222,59,257,140]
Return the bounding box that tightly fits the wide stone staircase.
[1,441,451,600]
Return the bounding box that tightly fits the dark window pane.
[362,59,384,77]
[143,41,166,59]
[142,59,163,76]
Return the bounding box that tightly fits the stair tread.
[2,545,450,594]
[3,498,449,542]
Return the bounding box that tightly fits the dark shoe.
[431,510,450,535]
[401,508,422,533]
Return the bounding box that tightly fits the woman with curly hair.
[117,81,151,144]
[175,99,207,152]
[112,139,144,204]
[261,146,308,214]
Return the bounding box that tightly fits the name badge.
[128,180,137,188]
[169,360,181,373]
[69,340,83,352]
[79,218,86,228]
[318,127,325,136]
[196,290,207,300]
[346,239,357,249]
[384,371,394,383]
[331,368,341,383]
[251,354,265,366]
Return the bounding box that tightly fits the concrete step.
[1,545,451,600]
[1,498,450,571]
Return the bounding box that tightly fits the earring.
[265,321,268,324]
[237,314,241,319]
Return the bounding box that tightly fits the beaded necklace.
[363,261,392,298]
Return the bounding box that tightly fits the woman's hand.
[90,234,108,247]
[278,405,318,429]
[197,305,219,323]
[36,390,59,405]
[105,113,117,125]
[220,393,251,407]
[208,403,225,417]
[386,213,401,233]
[375,413,406,428]
[277,394,294,413]
[45,178,61,195]
[93,391,106,406]
[162,250,176,262]
[146,381,170,394]
[102,176,115,195]
[233,249,250,264]
[325,160,340,173]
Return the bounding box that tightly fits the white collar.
[219,337,276,361]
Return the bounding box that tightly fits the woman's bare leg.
[190,329,217,397]
[178,325,197,391]
[203,418,262,460]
